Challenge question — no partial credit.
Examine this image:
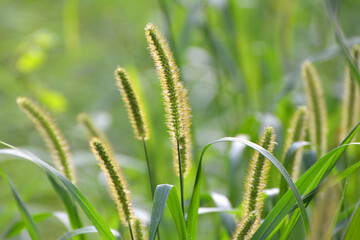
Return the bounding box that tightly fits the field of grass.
[1,0,360,239]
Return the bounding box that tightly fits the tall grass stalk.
[145,23,192,216]
[302,61,328,158]
[17,97,75,182]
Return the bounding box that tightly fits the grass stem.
[128,221,134,240]
[177,138,185,217]
[142,138,155,199]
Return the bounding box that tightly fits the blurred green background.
[1,0,360,239]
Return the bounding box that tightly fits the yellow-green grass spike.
[282,106,308,180]
[17,97,75,182]
[302,61,328,158]
[242,126,276,222]
[115,67,149,140]
[145,23,192,176]
[90,138,133,225]
[340,46,360,141]
[133,217,146,240]
[231,210,258,240]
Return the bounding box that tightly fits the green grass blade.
[148,184,187,240]
[0,143,117,240]
[343,200,360,240]
[251,122,360,240]
[47,173,86,240]
[4,213,52,238]
[186,137,309,240]
[279,141,310,199]
[58,226,122,240]
[0,169,41,240]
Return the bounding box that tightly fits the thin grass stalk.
[302,61,328,158]
[142,138,154,198]
[177,137,185,216]
[17,97,75,182]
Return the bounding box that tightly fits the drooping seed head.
[90,138,133,225]
[145,23,192,176]
[242,126,276,220]
[302,61,328,158]
[115,67,149,140]
[17,97,75,182]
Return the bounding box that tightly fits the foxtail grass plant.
[133,217,146,240]
[17,97,75,182]
[114,67,155,199]
[282,106,308,180]
[302,61,328,158]
[145,23,192,215]
[340,46,360,141]
[234,126,276,238]
[90,138,134,240]
[231,210,258,240]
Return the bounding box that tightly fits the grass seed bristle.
[17,96,75,182]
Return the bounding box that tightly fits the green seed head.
[242,126,276,220]
[340,46,360,141]
[133,218,146,240]
[232,210,258,240]
[302,61,328,158]
[17,97,75,182]
[282,106,308,180]
[115,67,149,140]
[90,138,133,225]
[145,23,192,176]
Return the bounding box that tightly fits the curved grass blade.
[4,212,70,238]
[0,143,117,240]
[58,226,122,240]
[186,137,309,240]
[0,169,41,240]
[148,184,187,240]
[343,200,360,240]
[279,141,310,199]
[47,173,85,240]
[251,122,360,240]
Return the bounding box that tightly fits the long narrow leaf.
[252,122,360,240]
[58,226,122,240]
[148,184,187,240]
[186,137,309,240]
[343,200,360,240]
[0,143,116,240]
[0,169,41,240]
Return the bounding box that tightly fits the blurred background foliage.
[1,0,360,239]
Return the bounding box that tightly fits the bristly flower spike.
[302,61,328,158]
[17,97,75,182]
[133,218,146,240]
[232,211,258,240]
[340,46,360,141]
[90,138,133,226]
[115,68,149,140]
[241,126,276,228]
[145,23,192,176]
[282,106,308,180]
